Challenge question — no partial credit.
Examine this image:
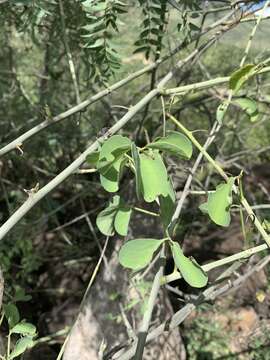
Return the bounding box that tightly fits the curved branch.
[0,8,236,157]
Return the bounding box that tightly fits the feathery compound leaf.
[171,242,208,288]
[82,0,126,80]
[119,238,165,270]
[140,150,169,202]
[147,131,192,159]
[200,177,235,227]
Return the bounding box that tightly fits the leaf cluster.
[81,0,127,81]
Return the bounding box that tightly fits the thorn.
[16,143,24,155]
[23,182,40,196]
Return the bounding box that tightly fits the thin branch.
[168,114,270,247]
[163,242,269,284]
[59,0,81,104]
[0,8,237,157]
[161,65,270,96]
[240,0,270,67]
[0,33,224,241]
[134,246,165,360]
[114,256,270,360]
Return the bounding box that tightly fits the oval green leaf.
[159,177,176,229]
[140,150,169,202]
[114,206,132,236]
[171,242,208,288]
[216,101,229,124]
[229,64,255,93]
[119,238,165,270]
[96,196,132,236]
[98,135,130,192]
[200,177,234,227]
[96,196,120,236]
[234,97,259,122]
[147,131,192,159]
[97,135,131,172]
[3,304,20,328]
[11,322,37,336]
[9,337,34,360]
[100,157,125,192]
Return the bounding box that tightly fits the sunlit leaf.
[171,242,208,288]
[96,196,131,236]
[100,157,125,192]
[234,97,259,122]
[147,131,192,159]
[140,150,169,202]
[200,177,235,227]
[114,206,132,236]
[119,238,165,270]
[9,337,34,360]
[96,196,121,236]
[216,101,229,124]
[229,64,255,93]
[97,135,131,192]
[11,322,37,336]
[262,219,270,232]
[97,135,131,171]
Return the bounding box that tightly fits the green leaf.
[114,206,132,236]
[100,157,125,192]
[3,304,20,328]
[198,202,209,214]
[86,151,100,166]
[96,196,132,236]
[11,322,37,336]
[140,150,169,202]
[171,242,208,288]
[159,177,176,229]
[119,238,165,270]
[13,286,32,302]
[229,64,255,93]
[262,219,270,232]
[200,177,235,227]
[9,337,34,360]
[97,135,131,171]
[96,196,121,236]
[147,131,193,159]
[131,143,143,200]
[97,135,131,192]
[216,101,229,124]
[234,97,259,122]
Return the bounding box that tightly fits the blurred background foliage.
[0,0,270,358]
